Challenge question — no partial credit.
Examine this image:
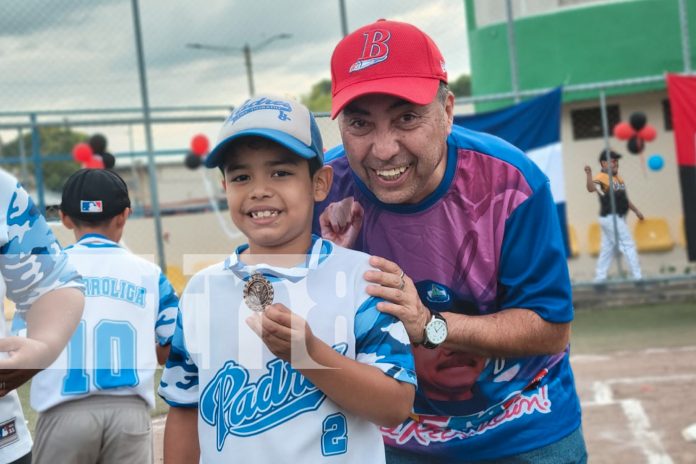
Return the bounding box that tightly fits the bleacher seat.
[587,222,601,256]
[633,217,674,252]
[166,265,187,295]
[567,224,580,258]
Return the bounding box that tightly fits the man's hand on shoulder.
[364,256,430,344]
[319,197,364,249]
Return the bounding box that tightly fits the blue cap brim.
[205,129,320,168]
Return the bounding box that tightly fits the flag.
[454,87,569,257]
[666,73,696,261]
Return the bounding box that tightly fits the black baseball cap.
[598,149,622,163]
[60,169,131,222]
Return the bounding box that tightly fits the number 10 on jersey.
[62,320,139,394]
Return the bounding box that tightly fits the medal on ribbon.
[243,273,274,312]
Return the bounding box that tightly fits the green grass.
[570,303,696,354]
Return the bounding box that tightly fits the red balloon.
[638,124,657,142]
[613,122,634,141]
[83,156,105,169]
[190,134,210,157]
[72,142,94,163]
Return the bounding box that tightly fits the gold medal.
[243,273,274,312]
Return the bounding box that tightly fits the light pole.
[186,34,292,97]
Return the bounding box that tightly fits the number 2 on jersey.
[321,413,348,456]
[62,319,139,394]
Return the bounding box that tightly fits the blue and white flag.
[454,87,569,256]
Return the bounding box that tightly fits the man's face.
[337,92,454,205]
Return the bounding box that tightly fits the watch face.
[425,317,447,345]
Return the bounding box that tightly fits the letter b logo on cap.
[349,30,391,72]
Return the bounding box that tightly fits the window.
[662,99,673,131]
[570,105,621,140]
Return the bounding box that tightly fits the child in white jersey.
[30,168,179,464]
[159,95,416,464]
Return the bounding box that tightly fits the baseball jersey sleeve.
[158,308,199,407]
[498,181,573,322]
[0,177,83,316]
[155,271,179,346]
[354,296,417,386]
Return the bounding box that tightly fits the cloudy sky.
[1,0,471,153]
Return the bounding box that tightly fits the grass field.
[16,302,696,434]
[570,302,696,354]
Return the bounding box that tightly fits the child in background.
[30,168,179,464]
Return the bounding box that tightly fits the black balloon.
[629,112,647,131]
[627,136,645,154]
[88,133,108,154]
[184,152,202,169]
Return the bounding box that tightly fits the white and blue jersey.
[159,237,416,464]
[29,234,178,412]
[0,169,83,462]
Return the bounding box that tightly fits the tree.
[450,74,471,98]
[301,79,332,112]
[1,126,85,191]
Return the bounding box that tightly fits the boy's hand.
[246,304,319,367]
[319,197,364,248]
[584,165,592,175]
[0,337,50,395]
[636,211,644,220]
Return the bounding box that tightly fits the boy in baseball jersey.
[29,169,179,464]
[159,95,416,464]
[584,149,643,281]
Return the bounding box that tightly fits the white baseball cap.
[205,95,324,168]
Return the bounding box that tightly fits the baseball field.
[18,302,696,463]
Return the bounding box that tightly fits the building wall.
[466,0,692,106]
[463,0,694,278]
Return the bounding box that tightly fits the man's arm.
[441,308,569,356]
[584,165,598,193]
[365,173,573,358]
[163,407,199,464]
[247,304,414,427]
[628,200,644,220]
[364,261,569,357]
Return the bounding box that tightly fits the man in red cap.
[315,19,586,463]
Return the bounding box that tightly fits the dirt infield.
[572,346,696,464]
[152,346,696,463]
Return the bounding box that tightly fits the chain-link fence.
[0,0,470,288]
[2,0,694,289]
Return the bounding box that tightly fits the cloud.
[0,0,470,152]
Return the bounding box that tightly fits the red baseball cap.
[330,19,448,119]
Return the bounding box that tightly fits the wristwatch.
[422,311,448,349]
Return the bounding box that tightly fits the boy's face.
[601,158,619,174]
[221,141,331,255]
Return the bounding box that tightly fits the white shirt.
[159,237,416,464]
